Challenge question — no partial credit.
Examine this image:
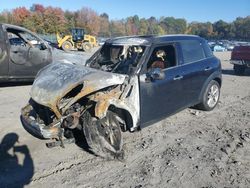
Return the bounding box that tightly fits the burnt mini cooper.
[21,35,222,158]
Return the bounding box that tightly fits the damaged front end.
[20,61,141,159]
[21,102,62,139]
[21,62,127,140]
[21,40,145,157]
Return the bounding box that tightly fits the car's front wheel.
[81,110,124,159]
[197,80,220,111]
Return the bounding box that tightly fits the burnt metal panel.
[30,62,126,108]
[0,24,9,80]
[0,23,53,81]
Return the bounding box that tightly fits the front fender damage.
[92,77,140,132]
[20,63,140,147]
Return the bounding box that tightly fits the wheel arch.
[198,71,222,102]
[108,105,134,132]
[94,100,137,132]
[214,77,222,87]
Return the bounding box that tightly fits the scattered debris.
[190,109,200,116]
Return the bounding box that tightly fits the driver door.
[8,35,31,77]
[139,43,186,127]
[22,32,52,74]
[7,28,51,79]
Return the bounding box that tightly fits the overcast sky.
[0,0,249,22]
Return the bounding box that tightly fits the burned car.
[0,23,87,83]
[0,24,52,82]
[21,35,222,158]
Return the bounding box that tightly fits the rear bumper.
[21,104,60,139]
[230,60,250,67]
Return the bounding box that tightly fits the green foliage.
[64,10,77,30]
[1,4,250,40]
[23,12,45,33]
[160,17,187,34]
[234,16,250,40]
[43,7,67,34]
[99,13,110,37]
[0,11,14,24]
[187,22,214,38]
[110,20,126,37]
[0,15,6,23]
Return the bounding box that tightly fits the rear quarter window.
[202,41,213,57]
[180,40,206,64]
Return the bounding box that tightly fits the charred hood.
[30,62,126,107]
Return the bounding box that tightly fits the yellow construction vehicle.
[56,28,98,52]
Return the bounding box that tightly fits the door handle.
[204,67,212,71]
[173,75,183,80]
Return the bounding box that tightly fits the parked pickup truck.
[0,24,54,82]
[230,45,250,75]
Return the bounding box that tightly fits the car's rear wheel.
[234,64,245,75]
[81,110,124,159]
[197,80,220,111]
[62,41,73,51]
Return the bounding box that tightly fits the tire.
[81,110,124,159]
[82,42,92,52]
[62,41,73,51]
[234,64,245,75]
[196,80,220,111]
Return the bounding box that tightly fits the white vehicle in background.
[213,45,227,52]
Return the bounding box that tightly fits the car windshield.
[87,44,146,74]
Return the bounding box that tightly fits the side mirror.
[40,43,47,50]
[146,68,165,82]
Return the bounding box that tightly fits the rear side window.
[180,40,206,64]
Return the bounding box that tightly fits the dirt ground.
[0,51,249,188]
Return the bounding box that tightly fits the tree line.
[0,4,249,40]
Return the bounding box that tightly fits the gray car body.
[0,23,53,82]
[0,23,89,82]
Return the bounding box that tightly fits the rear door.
[0,25,9,81]
[178,39,214,105]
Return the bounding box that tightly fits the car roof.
[0,23,31,33]
[106,34,203,46]
[0,23,46,42]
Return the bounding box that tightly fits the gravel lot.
[0,51,249,188]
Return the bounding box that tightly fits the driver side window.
[7,28,42,50]
[147,44,177,71]
[21,32,41,46]
[8,32,26,47]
